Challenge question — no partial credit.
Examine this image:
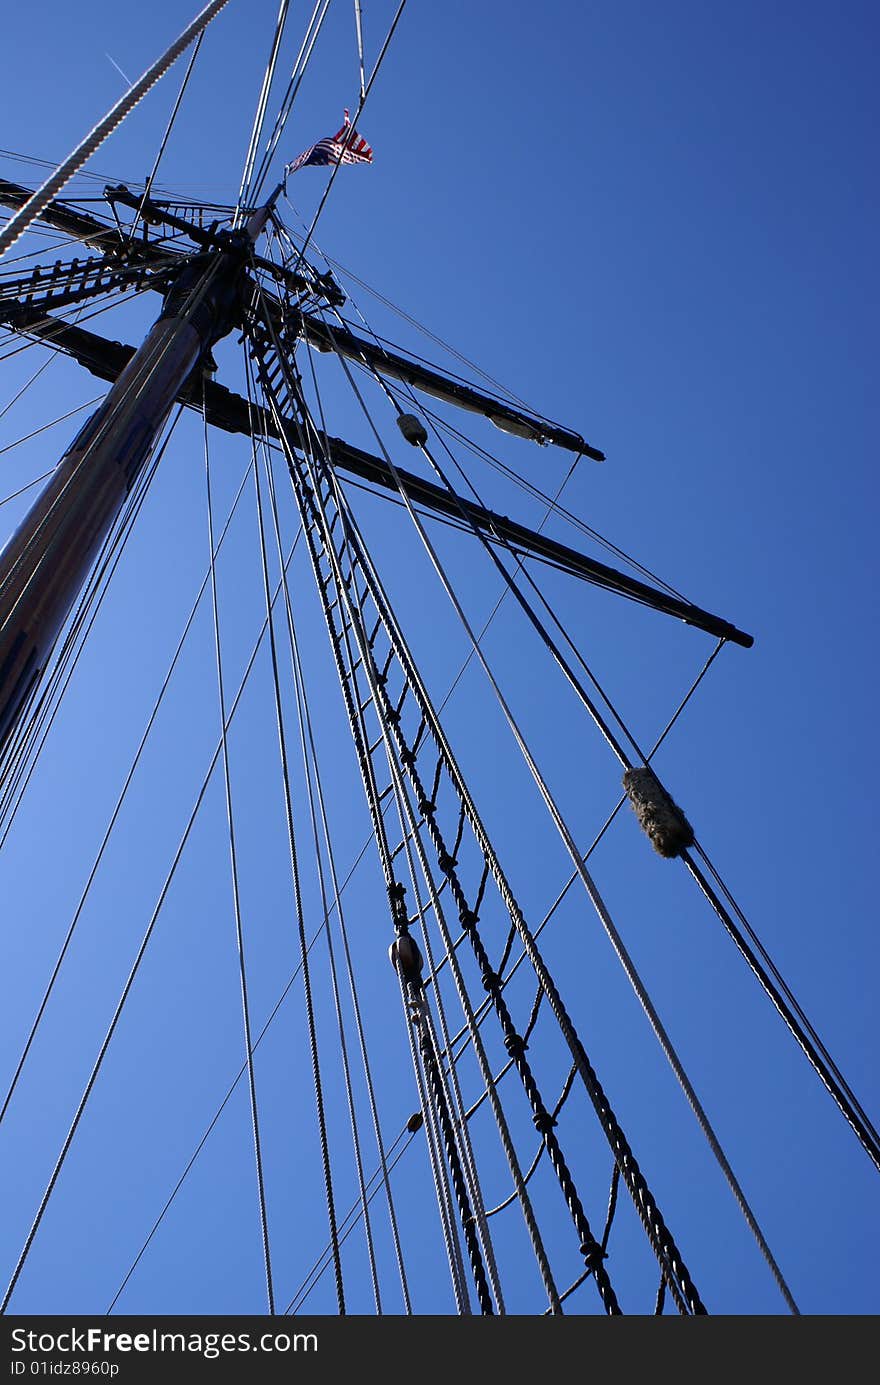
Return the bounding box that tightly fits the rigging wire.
[442,641,728,1067]
[481,1064,577,1220]
[246,224,422,1302]
[0,147,196,199]
[246,372,382,1312]
[376,377,688,601]
[245,0,334,210]
[380,721,506,1313]
[252,317,475,1313]
[256,404,415,1313]
[299,324,563,1313]
[0,274,101,434]
[329,343,651,773]
[108,793,404,1311]
[317,433,509,1307]
[106,907,332,1312]
[126,33,206,244]
[203,388,276,1315]
[680,845,880,1171]
[0,621,277,1314]
[241,371,347,1318]
[489,640,727,997]
[1,270,776,1318]
[276,202,540,413]
[354,2,367,101]
[0,236,73,273]
[314,311,681,601]
[235,0,292,220]
[689,840,880,1151]
[306,419,471,1318]
[0,286,162,366]
[0,353,58,423]
[277,235,683,758]
[0,434,256,1128]
[0,397,104,461]
[383,387,663,771]
[0,11,676,1313]
[0,469,55,511]
[540,1166,620,1316]
[459,980,547,1122]
[290,338,495,1314]
[272,532,386,1316]
[284,1124,417,1315]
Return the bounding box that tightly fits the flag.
[285,110,373,177]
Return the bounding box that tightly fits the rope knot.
[458,908,478,935]
[532,1110,557,1135]
[388,881,408,928]
[580,1240,608,1271]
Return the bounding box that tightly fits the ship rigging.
[0,1,876,1317]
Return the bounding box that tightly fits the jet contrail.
[105,52,132,85]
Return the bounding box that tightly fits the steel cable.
[203,391,276,1314]
[258,426,415,1314]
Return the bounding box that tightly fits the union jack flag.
[285,110,374,176]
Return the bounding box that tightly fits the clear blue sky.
[0,1,877,1317]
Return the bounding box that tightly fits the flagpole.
[244,180,288,243]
